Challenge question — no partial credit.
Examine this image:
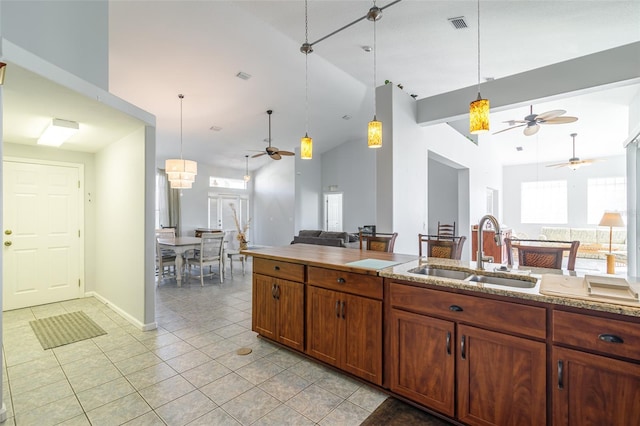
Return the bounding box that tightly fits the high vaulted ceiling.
[5,2,640,171]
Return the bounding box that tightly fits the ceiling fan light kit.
[469,0,490,135]
[165,94,197,189]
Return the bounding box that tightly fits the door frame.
[3,156,85,308]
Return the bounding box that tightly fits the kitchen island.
[243,244,640,426]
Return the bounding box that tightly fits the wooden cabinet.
[552,309,640,425]
[252,258,305,351]
[306,266,383,385]
[471,227,512,263]
[387,282,546,425]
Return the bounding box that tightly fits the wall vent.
[448,16,468,29]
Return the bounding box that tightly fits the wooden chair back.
[437,221,456,239]
[419,234,466,260]
[359,232,398,253]
[505,238,580,271]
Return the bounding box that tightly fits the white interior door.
[3,160,83,311]
[208,194,249,247]
[324,193,343,231]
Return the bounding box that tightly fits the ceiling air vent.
[448,16,468,29]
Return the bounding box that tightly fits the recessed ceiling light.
[342,114,352,120]
[516,146,523,151]
[210,125,222,131]
[236,71,251,80]
[362,46,372,53]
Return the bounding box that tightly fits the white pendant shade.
[166,94,197,189]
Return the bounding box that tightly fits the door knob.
[4,241,12,246]
[4,230,11,235]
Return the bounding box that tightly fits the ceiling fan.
[546,133,602,170]
[251,110,294,160]
[493,105,578,136]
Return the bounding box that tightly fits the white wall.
[295,152,323,231]
[0,0,109,90]
[94,127,151,328]
[428,158,459,235]
[320,138,376,233]
[502,155,627,238]
[253,158,295,247]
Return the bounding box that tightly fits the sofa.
[539,226,626,259]
[291,230,354,247]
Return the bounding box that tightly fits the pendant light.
[243,155,251,182]
[469,0,490,134]
[300,0,313,159]
[165,94,197,189]
[367,1,382,148]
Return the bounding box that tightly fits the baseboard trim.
[85,291,157,331]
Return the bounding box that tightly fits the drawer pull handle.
[598,334,624,344]
[341,301,346,319]
[446,331,451,355]
[271,283,277,299]
[337,277,346,284]
[274,266,280,271]
[275,285,281,300]
[449,305,463,312]
[335,301,340,318]
[557,360,564,390]
[460,335,466,360]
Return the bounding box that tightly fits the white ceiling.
[5,1,640,171]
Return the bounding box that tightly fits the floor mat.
[360,397,453,426]
[29,311,107,350]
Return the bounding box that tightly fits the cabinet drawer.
[308,266,382,300]
[553,310,640,361]
[253,258,305,282]
[389,282,546,339]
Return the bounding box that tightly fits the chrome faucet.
[477,214,502,271]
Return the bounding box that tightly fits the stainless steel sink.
[465,274,537,288]
[408,266,471,280]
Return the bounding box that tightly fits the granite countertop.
[380,257,640,318]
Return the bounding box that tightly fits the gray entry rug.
[361,397,453,426]
[30,311,107,350]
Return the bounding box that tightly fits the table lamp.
[598,211,625,274]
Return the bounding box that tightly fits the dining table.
[158,236,201,286]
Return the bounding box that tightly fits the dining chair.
[359,232,398,253]
[437,221,456,239]
[505,238,580,271]
[187,233,225,286]
[418,234,466,260]
[155,228,176,278]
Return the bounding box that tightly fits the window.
[587,177,626,224]
[209,176,246,189]
[155,170,169,228]
[521,180,567,224]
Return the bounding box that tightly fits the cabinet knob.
[273,266,280,271]
[598,333,624,344]
[337,277,346,284]
[449,305,463,312]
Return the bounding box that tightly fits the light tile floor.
[1,259,389,425]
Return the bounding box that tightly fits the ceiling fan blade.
[502,120,527,124]
[271,152,282,160]
[523,124,540,136]
[535,109,566,121]
[541,116,578,124]
[279,151,295,156]
[251,152,266,158]
[545,162,570,168]
[492,123,526,135]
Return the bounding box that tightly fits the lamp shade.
[599,212,625,228]
[301,134,313,159]
[469,95,489,134]
[368,118,382,148]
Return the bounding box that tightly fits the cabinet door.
[388,309,455,416]
[553,347,640,425]
[252,273,278,341]
[276,278,305,352]
[457,325,546,426]
[342,293,383,385]
[306,286,342,366]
